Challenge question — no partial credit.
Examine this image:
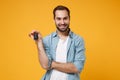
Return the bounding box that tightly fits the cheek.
[55,20,60,24]
[65,20,70,24]
[64,19,70,23]
[54,20,58,24]
[55,22,59,25]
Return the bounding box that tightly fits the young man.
[29,5,85,80]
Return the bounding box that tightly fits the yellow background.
[0,0,120,80]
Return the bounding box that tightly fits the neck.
[57,28,70,39]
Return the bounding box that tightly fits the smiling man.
[29,5,86,80]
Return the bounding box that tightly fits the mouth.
[56,24,69,32]
[59,24,67,28]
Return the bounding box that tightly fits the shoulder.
[72,32,84,42]
[71,32,85,47]
[43,32,56,43]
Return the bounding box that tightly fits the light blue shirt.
[41,30,86,80]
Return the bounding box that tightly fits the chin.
[59,28,68,32]
[56,25,69,32]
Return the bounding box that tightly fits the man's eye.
[57,18,61,20]
[64,17,68,20]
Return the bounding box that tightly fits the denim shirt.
[41,31,85,80]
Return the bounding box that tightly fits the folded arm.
[51,37,85,74]
[51,61,79,73]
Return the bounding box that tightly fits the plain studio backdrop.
[0,0,120,80]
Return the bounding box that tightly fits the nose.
[61,20,65,24]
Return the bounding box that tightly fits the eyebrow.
[56,16,69,19]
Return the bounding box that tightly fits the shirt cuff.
[48,58,52,70]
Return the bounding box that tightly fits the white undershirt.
[50,37,69,80]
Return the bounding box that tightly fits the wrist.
[35,39,43,45]
[51,61,56,69]
[36,40,44,51]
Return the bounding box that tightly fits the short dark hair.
[53,5,70,19]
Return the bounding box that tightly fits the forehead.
[55,10,69,17]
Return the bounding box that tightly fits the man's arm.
[36,40,50,70]
[29,30,50,70]
[51,61,79,73]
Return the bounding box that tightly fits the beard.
[56,24,69,32]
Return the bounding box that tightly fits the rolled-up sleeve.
[73,37,86,72]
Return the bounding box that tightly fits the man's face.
[54,10,70,32]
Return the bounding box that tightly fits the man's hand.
[29,30,43,42]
